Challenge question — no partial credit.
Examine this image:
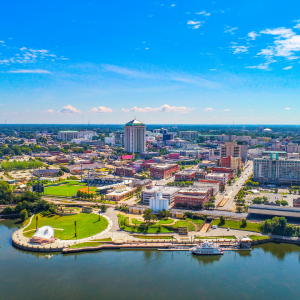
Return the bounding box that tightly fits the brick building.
[174,187,213,208]
[293,198,300,207]
[221,155,241,170]
[212,166,235,176]
[115,167,136,177]
[194,179,222,196]
[150,164,178,179]
[175,170,196,181]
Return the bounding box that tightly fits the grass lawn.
[23,212,108,240]
[94,238,112,242]
[118,216,174,233]
[195,236,236,239]
[132,218,144,225]
[173,221,195,232]
[186,218,204,227]
[44,184,96,196]
[157,219,174,225]
[132,235,174,239]
[249,235,270,241]
[69,242,103,248]
[211,220,261,232]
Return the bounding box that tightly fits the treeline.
[0,143,60,157]
[260,216,300,237]
[1,160,43,171]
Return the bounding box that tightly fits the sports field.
[23,212,108,240]
[44,182,96,196]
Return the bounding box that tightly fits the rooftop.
[125,119,145,126]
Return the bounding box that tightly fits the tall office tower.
[221,142,241,158]
[124,119,146,153]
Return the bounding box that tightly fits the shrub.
[20,209,28,222]
[241,218,247,227]
[219,216,226,226]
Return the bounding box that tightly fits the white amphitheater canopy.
[33,226,54,240]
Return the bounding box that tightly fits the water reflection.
[255,243,300,260]
[235,250,252,257]
[0,219,21,229]
[192,254,221,265]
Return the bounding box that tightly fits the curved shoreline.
[12,212,113,253]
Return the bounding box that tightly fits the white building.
[142,186,180,205]
[58,131,78,141]
[209,148,221,161]
[150,192,169,211]
[77,130,97,139]
[193,181,220,196]
[105,135,115,146]
[124,119,146,153]
[205,173,230,185]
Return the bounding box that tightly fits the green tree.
[100,204,107,212]
[219,216,226,226]
[119,218,127,228]
[241,218,247,227]
[20,209,28,222]
[281,200,288,206]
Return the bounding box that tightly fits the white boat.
[191,242,223,256]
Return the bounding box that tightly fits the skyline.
[1,0,300,124]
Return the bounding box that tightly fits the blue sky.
[1,0,300,124]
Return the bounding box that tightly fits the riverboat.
[191,242,223,256]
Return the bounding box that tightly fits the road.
[220,160,253,211]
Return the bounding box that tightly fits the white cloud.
[0,41,4,43]
[59,105,81,114]
[0,45,67,65]
[258,27,300,60]
[8,69,51,74]
[204,107,213,111]
[285,107,291,110]
[248,31,259,40]
[224,27,238,34]
[283,66,293,70]
[171,4,176,7]
[210,69,217,71]
[231,45,249,54]
[42,109,55,114]
[122,104,194,114]
[196,11,211,16]
[245,63,271,70]
[88,106,113,113]
[187,20,203,29]
[261,27,294,38]
[223,109,230,111]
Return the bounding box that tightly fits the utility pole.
[74,221,77,238]
[31,171,34,192]
[88,170,90,194]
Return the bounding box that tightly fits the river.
[1,219,300,300]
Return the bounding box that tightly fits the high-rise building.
[253,153,300,185]
[253,152,300,184]
[221,142,241,158]
[124,119,146,153]
[179,131,199,139]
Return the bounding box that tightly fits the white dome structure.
[30,226,55,245]
[33,226,54,239]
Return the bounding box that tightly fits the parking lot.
[246,192,297,207]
